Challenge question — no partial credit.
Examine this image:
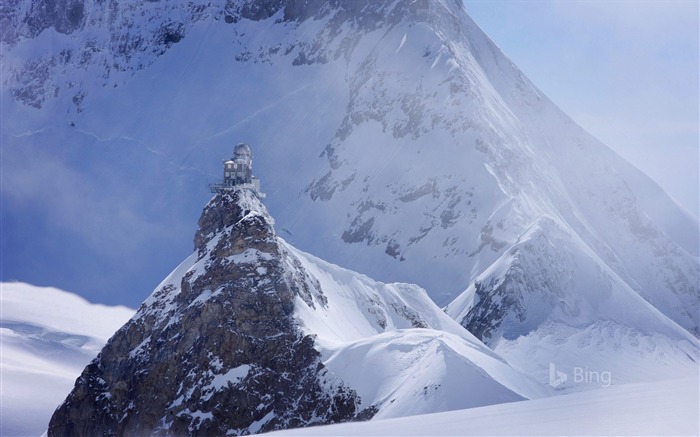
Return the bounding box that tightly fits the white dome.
[233,143,252,159]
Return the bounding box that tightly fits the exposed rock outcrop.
[48,188,369,436]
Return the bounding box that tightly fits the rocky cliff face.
[48,188,369,436]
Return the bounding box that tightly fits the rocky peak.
[194,188,275,256]
[48,187,369,436]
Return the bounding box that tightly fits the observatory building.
[210,143,265,198]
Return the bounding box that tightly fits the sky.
[463,0,700,217]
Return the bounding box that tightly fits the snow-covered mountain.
[3,1,699,433]
[3,0,698,333]
[49,187,548,436]
[445,215,699,390]
[287,241,550,419]
[0,282,134,437]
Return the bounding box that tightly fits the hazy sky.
[463,0,699,217]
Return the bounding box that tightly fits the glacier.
[266,375,700,436]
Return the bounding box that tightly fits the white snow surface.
[266,374,700,436]
[284,241,551,418]
[0,282,135,437]
[445,215,700,391]
[1,188,697,435]
[101,188,547,427]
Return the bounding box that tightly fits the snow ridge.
[49,188,369,436]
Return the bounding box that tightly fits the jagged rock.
[48,188,369,436]
[1,0,85,45]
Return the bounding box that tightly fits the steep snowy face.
[445,216,700,390]
[3,0,698,330]
[1,0,424,109]
[286,243,551,417]
[49,188,369,437]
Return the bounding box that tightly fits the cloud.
[0,134,186,262]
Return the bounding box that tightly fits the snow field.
[0,282,135,437]
[266,374,700,436]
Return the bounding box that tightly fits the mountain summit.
[48,188,369,436]
[49,185,547,435]
[5,1,698,431]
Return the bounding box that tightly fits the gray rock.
[48,188,370,436]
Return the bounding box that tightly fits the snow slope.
[0,282,134,437]
[266,374,700,436]
[287,242,550,417]
[3,194,695,435]
[446,215,699,390]
[3,0,699,430]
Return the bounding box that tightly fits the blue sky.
[463,0,699,217]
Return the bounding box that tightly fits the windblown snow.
[0,282,134,437]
